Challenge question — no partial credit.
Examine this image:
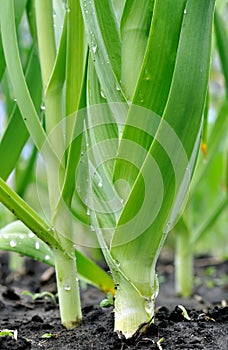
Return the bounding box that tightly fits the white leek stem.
[114,276,155,338]
[54,249,82,329]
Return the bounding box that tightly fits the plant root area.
[0,253,227,350]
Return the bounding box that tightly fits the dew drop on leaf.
[100,91,106,99]
[45,255,50,261]
[64,2,70,13]
[35,241,40,250]
[114,260,120,267]
[90,224,95,232]
[98,180,103,188]
[144,296,154,315]
[91,44,97,54]
[10,240,17,248]
[164,222,171,233]
[63,283,71,291]
[28,232,35,238]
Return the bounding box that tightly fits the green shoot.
[100,292,114,308]
[22,291,57,304]
[177,305,191,321]
[157,337,164,350]
[41,333,59,339]
[0,329,18,340]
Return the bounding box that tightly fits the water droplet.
[64,2,70,12]
[75,277,79,282]
[40,104,45,111]
[19,234,24,239]
[115,84,121,91]
[100,91,106,99]
[184,8,187,14]
[144,296,154,315]
[47,227,55,233]
[91,44,97,54]
[139,91,144,103]
[28,232,35,238]
[186,166,190,173]
[86,208,91,216]
[144,70,151,81]
[45,255,50,261]
[98,180,103,188]
[90,224,95,232]
[63,283,71,291]
[164,222,171,233]
[13,98,17,102]
[114,260,120,267]
[35,241,40,250]
[10,240,17,248]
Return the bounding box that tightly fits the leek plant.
[0,0,216,339]
[174,8,228,297]
[79,0,215,338]
[0,0,113,330]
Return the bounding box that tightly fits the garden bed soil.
[0,253,227,349]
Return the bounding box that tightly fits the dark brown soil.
[0,253,227,349]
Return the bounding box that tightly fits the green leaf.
[214,9,228,95]
[192,100,228,189]
[192,197,228,245]
[0,46,42,180]
[0,177,61,249]
[0,0,27,80]
[120,0,154,100]
[0,0,46,150]
[112,0,215,280]
[80,0,125,103]
[0,224,54,266]
[0,220,114,293]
